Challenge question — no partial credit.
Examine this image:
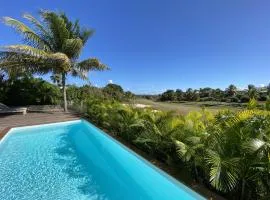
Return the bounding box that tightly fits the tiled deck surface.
[0,111,81,139]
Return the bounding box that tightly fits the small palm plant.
[175,110,213,180]
[134,111,181,162]
[206,110,270,199]
[247,98,257,110]
[0,11,108,111]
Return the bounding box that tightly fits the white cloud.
[259,84,265,87]
[108,80,113,84]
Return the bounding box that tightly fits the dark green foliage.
[103,83,125,101]
[199,87,213,98]
[0,76,135,107]
[160,89,176,101]
[265,98,270,111]
[240,95,250,103]
[175,89,184,101]
[1,76,61,106]
[229,96,239,103]
[67,84,107,104]
[258,93,268,101]
[125,91,135,100]
[185,88,200,101]
[226,84,237,97]
[0,73,7,102]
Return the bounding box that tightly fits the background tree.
[160,89,176,101]
[267,83,270,96]
[212,88,224,101]
[0,10,107,111]
[1,75,61,106]
[247,84,258,99]
[175,89,184,101]
[103,83,125,101]
[185,88,200,101]
[199,87,212,98]
[125,91,135,101]
[226,84,237,97]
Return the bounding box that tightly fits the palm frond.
[77,58,108,71]
[79,28,94,44]
[23,13,49,35]
[206,150,240,192]
[62,38,83,58]
[175,140,192,162]
[1,45,48,57]
[40,10,69,51]
[2,17,51,51]
[71,67,88,80]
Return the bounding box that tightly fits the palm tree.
[0,10,107,111]
[226,84,237,97]
[247,84,258,99]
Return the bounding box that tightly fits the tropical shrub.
[229,96,239,103]
[205,110,270,199]
[247,98,258,109]
[265,99,270,111]
[240,95,250,103]
[1,76,61,106]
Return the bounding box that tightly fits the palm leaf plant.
[175,110,212,180]
[109,106,146,142]
[0,10,108,111]
[134,111,181,162]
[205,110,270,199]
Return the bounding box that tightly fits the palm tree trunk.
[194,162,199,180]
[240,179,246,200]
[62,73,67,112]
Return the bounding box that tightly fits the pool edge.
[0,118,207,200]
[0,119,83,143]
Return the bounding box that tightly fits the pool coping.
[0,127,11,140]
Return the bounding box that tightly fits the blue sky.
[1,0,270,94]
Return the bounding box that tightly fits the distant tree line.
[157,84,270,103]
[0,73,135,106]
[67,83,135,104]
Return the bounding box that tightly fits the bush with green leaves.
[247,98,258,109]
[1,76,61,106]
[240,95,250,103]
[206,110,270,199]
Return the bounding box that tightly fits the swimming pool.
[0,120,205,200]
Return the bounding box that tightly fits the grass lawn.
[133,98,244,115]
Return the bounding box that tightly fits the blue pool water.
[0,120,205,200]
